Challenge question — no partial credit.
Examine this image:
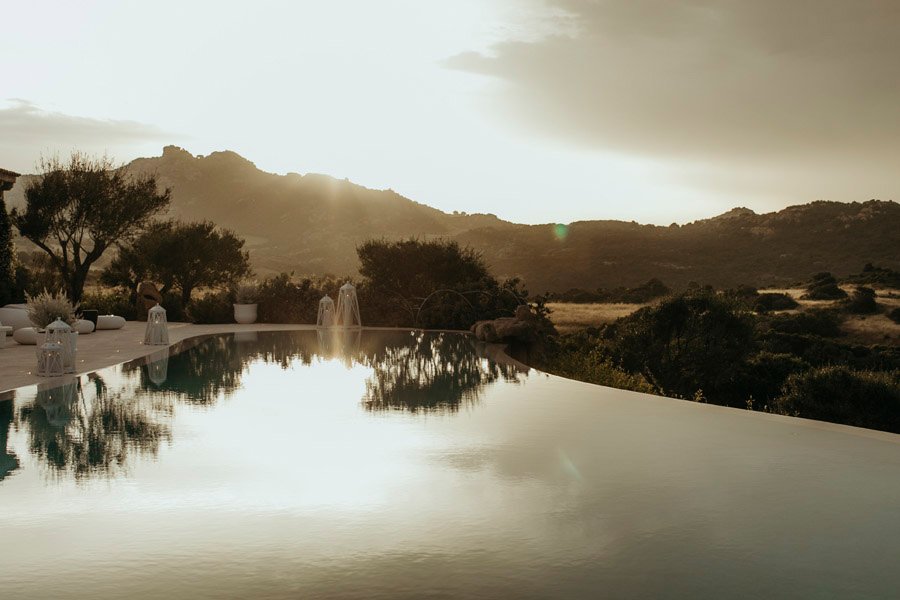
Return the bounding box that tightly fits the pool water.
[1,330,899,599]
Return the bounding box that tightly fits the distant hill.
[6,146,899,293]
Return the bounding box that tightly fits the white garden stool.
[36,342,65,377]
[144,303,169,345]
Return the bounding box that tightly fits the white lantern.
[45,317,77,374]
[317,295,335,328]
[335,283,362,328]
[36,342,64,377]
[144,303,169,345]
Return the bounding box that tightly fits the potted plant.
[233,280,259,324]
[19,290,78,346]
[26,290,78,331]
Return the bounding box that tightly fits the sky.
[1,0,898,225]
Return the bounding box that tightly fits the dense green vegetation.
[539,288,900,433]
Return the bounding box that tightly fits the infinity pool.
[1,330,898,599]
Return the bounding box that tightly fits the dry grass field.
[547,302,647,332]
[548,286,900,345]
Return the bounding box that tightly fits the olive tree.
[103,220,251,305]
[13,153,170,303]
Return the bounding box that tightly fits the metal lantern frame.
[335,283,362,328]
[317,295,335,328]
[36,342,65,377]
[45,317,77,374]
[144,303,169,346]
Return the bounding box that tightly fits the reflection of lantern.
[335,283,362,328]
[144,349,169,386]
[36,342,65,377]
[144,303,169,345]
[46,317,77,373]
[36,377,79,426]
[317,295,335,328]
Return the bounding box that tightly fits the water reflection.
[8,331,521,480]
[16,375,172,480]
[0,399,18,482]
[360,332,522,412]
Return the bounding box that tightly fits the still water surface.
[1,330,899,599]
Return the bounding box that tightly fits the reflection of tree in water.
[1,399,19,482]
[133,333,321,404]
[360,332,523,413]
[16,375,171,480]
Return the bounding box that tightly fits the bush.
[889,307,900,324]
[774,366,900,433]
[753,292,798,312]
[255,273,339,324]
[80,290,137,320]
[187,291,233,324]
[845,264,900,288]
[802,272,847,300]
[737,351,809,407]
[763,309,843,337]
[544,348,655,394]
[602,290,755,404]
[844,286,877,314]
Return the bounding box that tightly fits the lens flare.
[553,223,569,240]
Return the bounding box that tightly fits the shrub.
[26,290,77,328]
[602,290,755,404]
[187,291,233,324]
[889,307,900,324]
[255,273,335,324]
[80,290,137,320]
[802,272,847,300]
[753,292,798,312]
[774,366,900,433]
[844,286,877,314]
[764,309,843,337]
[737,351,809,407]
[544,348,655,394]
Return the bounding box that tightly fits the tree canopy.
[102,220,251,305]
[13,153,170,302]
[356,238,524,329]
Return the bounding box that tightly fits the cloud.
[0,100,173,171]
[445,0,900,197]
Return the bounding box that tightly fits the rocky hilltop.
[7,147,898,292]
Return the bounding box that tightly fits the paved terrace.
[0,322,320,393]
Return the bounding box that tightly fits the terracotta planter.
[233,303,258,324]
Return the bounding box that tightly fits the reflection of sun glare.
[172,356,432,512]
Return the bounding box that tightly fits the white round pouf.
[96,315,126,330]
[0,305,32,331]
[74,319,95,334]
[13,327,40,345]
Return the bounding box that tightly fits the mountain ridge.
[6,147,898,292]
